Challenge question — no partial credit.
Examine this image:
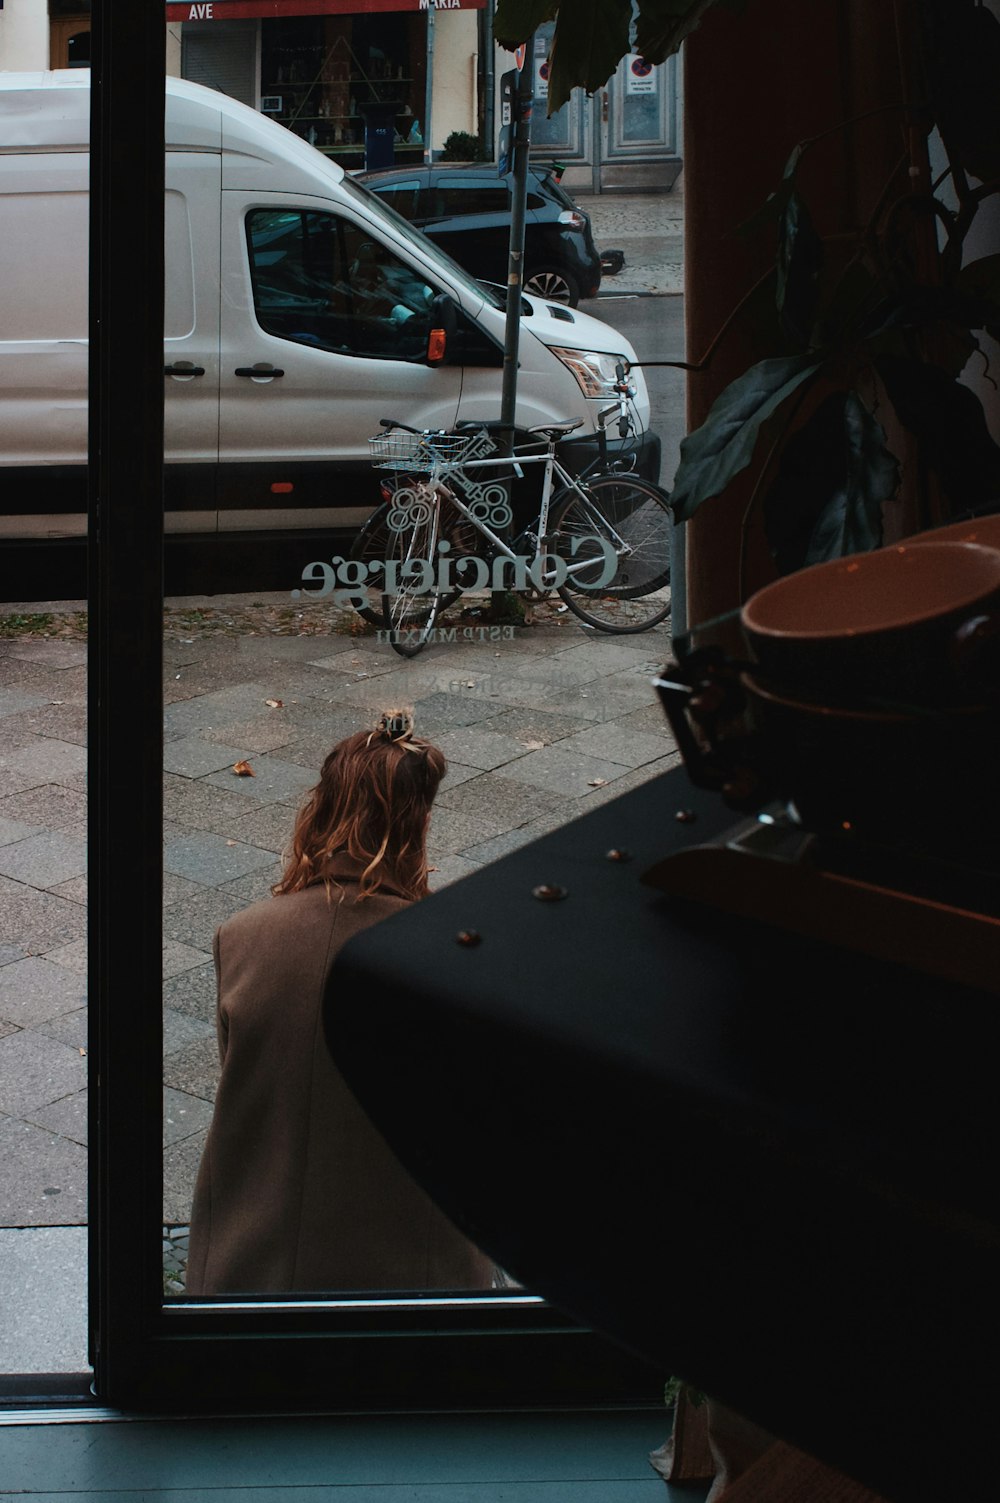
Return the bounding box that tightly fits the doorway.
[50,16,92,69]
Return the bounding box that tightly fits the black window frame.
[84,0,660,1415]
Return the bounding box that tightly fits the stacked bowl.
[738,524,1000,859]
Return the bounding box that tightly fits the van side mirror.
[426,293,457,365]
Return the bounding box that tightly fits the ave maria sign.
[165,0,482,18]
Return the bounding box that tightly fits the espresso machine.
[648,532,1000,997]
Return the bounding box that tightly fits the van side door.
[0,152,90,541]
[164,150,222,532]
[218,194,463,528]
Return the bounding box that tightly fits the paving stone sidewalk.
[0,595,679,1298]
[580,187,685,297]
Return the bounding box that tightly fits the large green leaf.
[862,286,1000,343]
[495,0,732,112]
[634,0,733,66]
[776,190,823,346]
[877,355,1000,507]
[957,255,1000,315]
[923,0,1000,183]
[547,0,633,113]
[670,354,822,522]
[807,395,898,564]
[494,1,559,51]
[763,392,897,573]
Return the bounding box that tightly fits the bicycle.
[348,368,673,657]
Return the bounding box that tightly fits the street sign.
[514,43,526,72]
[498,67,517,176]
[627,54,657,95]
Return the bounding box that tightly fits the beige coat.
[185,855,493,1295]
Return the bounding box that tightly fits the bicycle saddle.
[528,419,584,440]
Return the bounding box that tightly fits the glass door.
[602,52,678,167]
[88,0,668,1413]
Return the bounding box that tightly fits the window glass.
[164,189,196,339]
[371,180,422,220]
[437,184,508,218]
[341,175,503,310]
[246,209,435,362]
[0,155,89,1380]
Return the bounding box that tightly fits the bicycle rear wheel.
[549,474,672,633]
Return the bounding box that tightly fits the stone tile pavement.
[579,186,684,297]
[1,593,679,1358]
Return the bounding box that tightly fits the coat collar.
[316,849,410,902]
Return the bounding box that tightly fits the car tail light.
[558,209,586,229]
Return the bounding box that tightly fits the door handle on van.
[164,362,206,376]
[235,365,285,379]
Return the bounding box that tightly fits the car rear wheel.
[524,266,579,306]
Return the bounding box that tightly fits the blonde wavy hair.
[274,710,446,902]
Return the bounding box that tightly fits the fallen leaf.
[524,739,545,751]
[226,840,238,847]
[233,760,255,777]
[264,698,283,709]
[587,778,608,787]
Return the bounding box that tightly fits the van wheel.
[524,267,579,306]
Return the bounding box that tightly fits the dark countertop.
[328,767,999,1503]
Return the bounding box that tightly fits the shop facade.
[164,0,486,169]
[0,0,91,69]
[1,2,678,189]
[524,24,682,194]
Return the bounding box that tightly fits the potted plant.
[495,0,1000,591]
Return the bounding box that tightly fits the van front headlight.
[549,347,628,399]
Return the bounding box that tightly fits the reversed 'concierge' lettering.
[377,625,518,645]
[293,536,616,611]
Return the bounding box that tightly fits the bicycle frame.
[420,441,633,589]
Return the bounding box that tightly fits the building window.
[260,14,427,169]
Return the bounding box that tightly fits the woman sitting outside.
[185,710,493,1296]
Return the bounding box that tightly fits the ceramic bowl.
[900,512,1000,550]
[740,541,1000,709]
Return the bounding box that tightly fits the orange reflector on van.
[427,328,447,364]
[270,482,294,494]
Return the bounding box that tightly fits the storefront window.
[260,14,427,170]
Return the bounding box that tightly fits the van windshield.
[341,175,505,312]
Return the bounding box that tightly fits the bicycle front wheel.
[549,474,672,633]
[349,498,471,629]
[380,503,444,658]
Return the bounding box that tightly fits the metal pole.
[498,37,534,437]
[481,9,495,159]
[491,36,534,615]
[424,9,434,165]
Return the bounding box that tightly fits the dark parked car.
[354,162,602,306]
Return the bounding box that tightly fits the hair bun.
[377,707,415,742]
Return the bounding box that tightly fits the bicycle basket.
[368,428,496,473]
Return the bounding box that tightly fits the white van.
[0,71,659,597]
